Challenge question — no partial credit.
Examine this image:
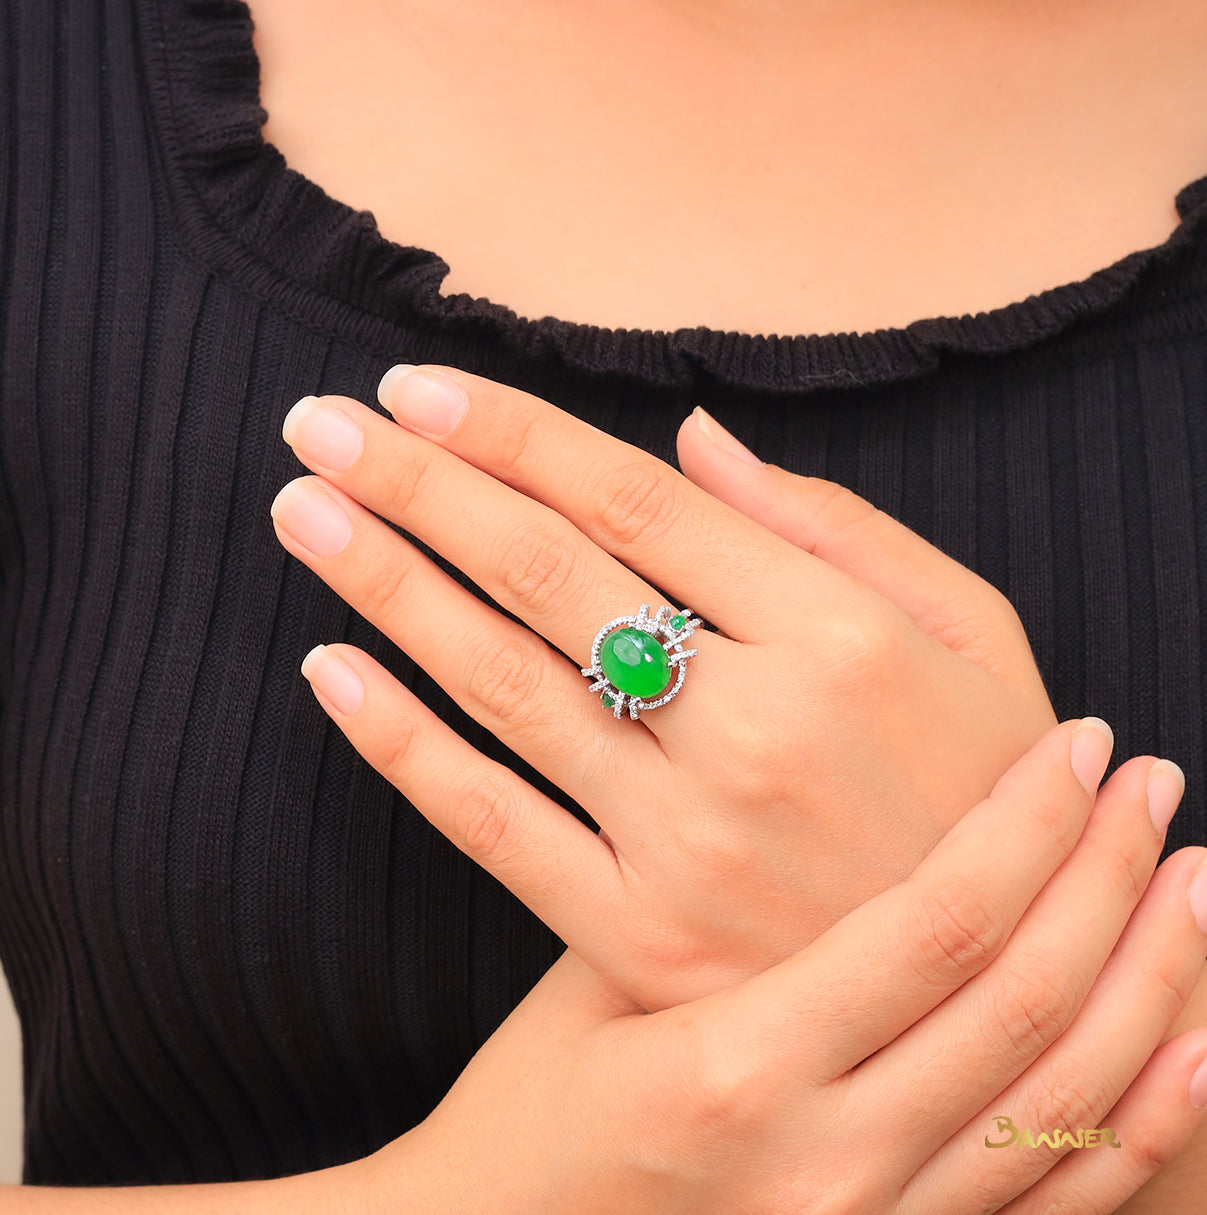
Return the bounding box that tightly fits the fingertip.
[300,643,326,680]
[691,405,764,467]
[1071,716,1115,795]
[300,642,366,716]
[1147,759,1187,836]
[377,363,418,409]
[1188,1046,1207,1112]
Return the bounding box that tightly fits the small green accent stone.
[600,627,672,699]
[601,693,614,708]
[669,614,687,630]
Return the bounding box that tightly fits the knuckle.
[614,1032,777,1213]
[1096,835,1151,911]
[1122,1121,1179,1180]
[482,405,544,482]
[826,1178,899,1215]
[384,447,440,519]
[451,774,519,864]
[803,477,880,543]
[1031,1068,1101,1139]
[998,776,1084,859]
[708,714,798,803]
[360,553,420,620]
[461,631,547,722]
[1140,961,1191,1025]
[811,607,905,697]
[1036,1194,1096,1215]
[378,714,423,778]
[907,879,1003,985]
[992,959,1079,1059]
[985,584,1026,633]
[914,589,1021,672]
[680,1027,772,1142]
[923,583,1023,640]
[497,521,583,616]
[591,460,684,551]
[624,914,711,988]
[765,1176,868,1215]
[668,815,758,896]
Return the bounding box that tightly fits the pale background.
[0,969,22,1183]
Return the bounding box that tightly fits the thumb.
[676,406,1040,689]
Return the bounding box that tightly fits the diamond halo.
[581,603,702,720]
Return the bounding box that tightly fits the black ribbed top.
[2,0,1206,1187]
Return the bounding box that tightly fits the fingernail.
[1190,1049,1207,1111]
[271,479,353,558]
[692,406,763,466]
[282,396,364,472]
[379,364,468,437]
[1070,717,1114,795]
[301,644,365,716]
[1147,759,1186,835]
[1188,858,1207,935]
[377,364,417,408]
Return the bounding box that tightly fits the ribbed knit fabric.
[2,0,1206,1187]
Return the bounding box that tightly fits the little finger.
[298,641,625,947]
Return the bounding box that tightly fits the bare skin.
[247,2,1207,1209]
[249,0,1207,336]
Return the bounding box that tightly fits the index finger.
[375,363,885,644]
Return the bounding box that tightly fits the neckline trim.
[144,0,1207,393]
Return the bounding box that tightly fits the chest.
[249,1,1207,337]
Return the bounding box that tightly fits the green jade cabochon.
[599,626,674,699]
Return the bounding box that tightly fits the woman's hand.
[351,721,1207,1215]
[272,364,1091,1010]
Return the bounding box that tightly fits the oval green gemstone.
[669,614,686,630]
[600,693,614,708]
[601,627,672,699]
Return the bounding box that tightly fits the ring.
[581,603,702,720]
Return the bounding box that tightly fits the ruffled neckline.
[142,0,1207,393]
